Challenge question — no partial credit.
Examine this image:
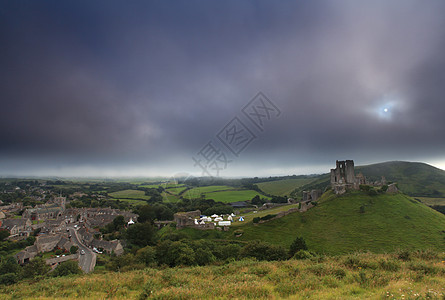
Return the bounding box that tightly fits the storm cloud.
[1,0,445,177]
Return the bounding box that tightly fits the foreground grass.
[2,252,444,299]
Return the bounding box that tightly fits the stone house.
[0,218,32,236]
[22,204,64,221]
[174,210,201,228]
[91,239,124,255]
[36,235,63,253]
[15,244,38,264]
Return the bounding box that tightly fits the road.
[69,226,96,273]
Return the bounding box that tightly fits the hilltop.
[258,161,445,198]
[228,190,445,254]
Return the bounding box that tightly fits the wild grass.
[1,252,444,299]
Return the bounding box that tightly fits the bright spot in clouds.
[365,93,405,122]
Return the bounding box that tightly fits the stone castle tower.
[330,160,360,194]
[330,160,355,185]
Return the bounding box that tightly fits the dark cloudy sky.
[1,0,445,177]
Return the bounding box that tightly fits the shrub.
[52,261,82,277]
[289,237,308,257]
[136,246,156,266]
[332,268,347,279]
[396,249,411,261]
[293,250,313,260]
[261,214,276,221]
[215,243,241,260]
[241,241,287,261]
[408,262,438,275]
[360,185,371,192]
[0,273,19,285]
[22,257,51,278]
[413,249,438,260]
[378,259,400,272]
[253,217,260,224]
[70,245,78,254]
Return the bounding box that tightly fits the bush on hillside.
[289,237,308,257]
[52,261,82,277]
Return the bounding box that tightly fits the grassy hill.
[2,252,444,299]
[229,190,445,254]
[284,161,445,198]
[357,161,445,197]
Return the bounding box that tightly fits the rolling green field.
[108,189,151,200]
[228,191,445,254]
[178,185,270,203]
[257,178,315,196]
[231,204,299,227]
[204,190,269,203]
[164,185,187,195]
[2,252,444,299]
[187,185,234,194]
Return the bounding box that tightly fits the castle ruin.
[330,160,396,194]
[330,160,365,194]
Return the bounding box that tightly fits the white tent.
[238,216,245,221]
[227,215,233,221]
[127,218,135,225]
[214,217,223,221]
[194,219,199,225]
[231,213,236,217]
[211,214,219,218]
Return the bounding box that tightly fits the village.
[0,187,137,272]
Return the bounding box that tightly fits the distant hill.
[266,161,445,198]
[356,161,445,197]
[231,190,445,254]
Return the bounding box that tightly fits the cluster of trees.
[0,256,81,285]
[69,196,132,211]
[105,239,293,272]
[0,236,35,258]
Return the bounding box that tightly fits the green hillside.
[357,161,445,197]
[257,177,315,196]
[230,190,445,254]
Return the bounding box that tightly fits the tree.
[251,195,262,206]
[52,261,82,277]
[135,205,156,223]
[136,246,156,266]
[126,222,157,247]
[0,230,9,242]
[289,236,308,257]
[22,257,51,278]
[0,256,21,276]
[112,215,126,231]
[240,241,287,261]
[70,245,79,254]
